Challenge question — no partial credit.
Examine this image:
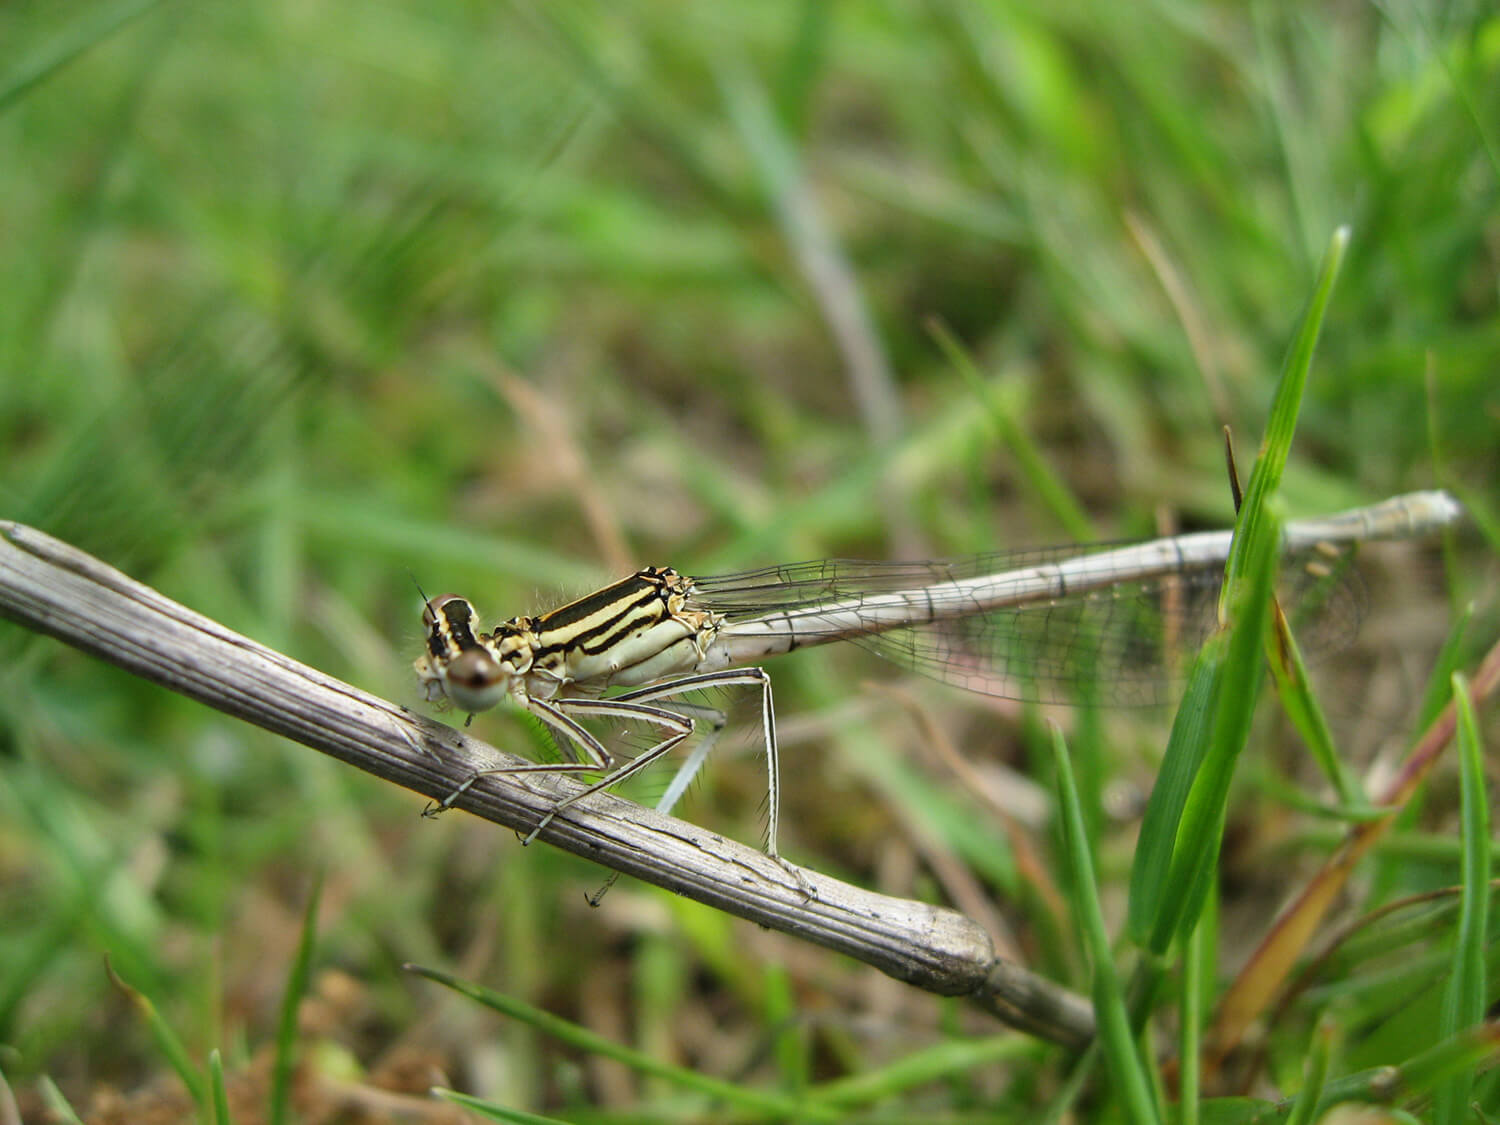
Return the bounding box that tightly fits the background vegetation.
[1,0,1496,1120]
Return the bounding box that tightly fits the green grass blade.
[209,1048,232,1125]
[270,874,322,1125]
[1050,723,1161,1125]
[1223,225,1348,597]
[0,0,169,112]
[1283,1019,1335,1125]
[1131,225,1347,952]
[1178,900,1213,1125]
[534,7,745,218]
[1433,672,1490,1125]
[1147,503,1280,954]
[928,318,1095,540]
[35,1077,87,1125]
[1129,502,1279,954]
[405,963,840,1121]
[1415,603,1475,733]
[1127,638,1225,943]
[1265,601,1362,808]
[431,1089,574,1125]
[105,956,208,1111]
[762,962,808,1094]
[808,1035,1040,1108]
[721,57,902,450]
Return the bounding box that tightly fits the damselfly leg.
[430,668,779,847]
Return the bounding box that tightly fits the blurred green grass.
[1,0,1496,1120]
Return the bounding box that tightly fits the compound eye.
[442,648,510,713]
[447,648,501,689]
[421,594,471,629]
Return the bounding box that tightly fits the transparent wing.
[690,543,1365,706]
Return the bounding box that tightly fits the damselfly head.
[416,593,513,713]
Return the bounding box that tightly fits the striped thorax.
[416,567,725,716]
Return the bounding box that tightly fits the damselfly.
[416,490,1461,859]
